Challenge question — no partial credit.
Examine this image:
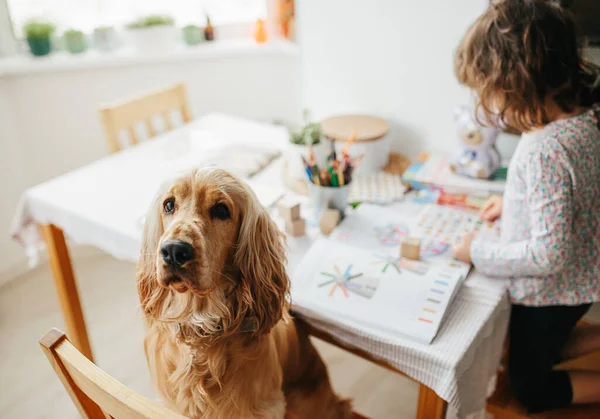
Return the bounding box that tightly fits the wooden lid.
[321,114,390,142]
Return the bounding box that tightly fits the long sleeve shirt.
[471,105,600,306]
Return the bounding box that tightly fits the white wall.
[7,54,301,184]
[0,79,30,277]
[296,0,500,158]
[0,50,301,278]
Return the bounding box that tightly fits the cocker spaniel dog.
[137,167,352,419]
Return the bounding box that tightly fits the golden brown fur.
[137,167,352,419]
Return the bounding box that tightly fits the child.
[452,0,600,413]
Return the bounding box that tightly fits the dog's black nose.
[160,240,194,267]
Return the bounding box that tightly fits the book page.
[292,239,464,344]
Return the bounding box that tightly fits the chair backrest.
[99,83,192,153]
[40,328,187,419]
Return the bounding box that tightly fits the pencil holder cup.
[308,183,351,220]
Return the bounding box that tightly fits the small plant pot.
[27,38,51,57]
[183,25,204,46]
[93,27,118,52]
[65,36,87,54]
[126,26,177,51]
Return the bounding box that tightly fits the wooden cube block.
[285,218,306,237]
[319,209,341,235]
[277,198,301,222]
[401,237,421,261]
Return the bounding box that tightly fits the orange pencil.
[342,130,357,155]
[308,144,315,164]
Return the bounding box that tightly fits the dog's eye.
[163,198,175,215]
[210,203,230,220]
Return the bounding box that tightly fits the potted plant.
[183,24,204,46]
[286,110,328,181]
[93,26,118,52]
[64,29,87,54]
[24,20,55,57]
[126,15,176,51]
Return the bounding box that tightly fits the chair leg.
[39,224,94,361]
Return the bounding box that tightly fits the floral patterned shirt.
[471,104,600,306]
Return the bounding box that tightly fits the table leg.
[39,224,94,361]
[417,383,447,419]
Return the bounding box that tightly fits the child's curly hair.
[455,0,600,132]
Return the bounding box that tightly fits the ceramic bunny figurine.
[450,105,501,179]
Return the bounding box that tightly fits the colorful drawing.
[372,254,429,275]
[372,254,402,274]
[374,223,409,246]
[420,240,450,258]
[319,264,379,299]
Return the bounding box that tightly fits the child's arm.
[470,143,574,277]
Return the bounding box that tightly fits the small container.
[64,31,87,54]
[204,17,214,41]
[321,114,390,175]
[253,19,267,43]
[27,38,51,56]
[308,182,351,220]
[93,27,118,52]
[183,25,204,46]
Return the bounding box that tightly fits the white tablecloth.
[11,113,509,419]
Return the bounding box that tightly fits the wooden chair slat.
[40,328,186,419]
[99,83,191,153]
[145,119,156,138]
[127,126,138,145]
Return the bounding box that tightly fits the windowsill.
[0,39,299,77]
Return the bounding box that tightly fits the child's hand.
[479,195,503,222]
[453,232,475,264]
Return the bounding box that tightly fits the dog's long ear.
[234,191,290,335]
[137,189,168,318]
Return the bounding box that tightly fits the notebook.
[292,204,485,344]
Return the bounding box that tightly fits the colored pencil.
[300,131,365,187]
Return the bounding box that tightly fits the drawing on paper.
[372,254,429,275]
[372,254,402,274]
[374,223,409,246]
[319,264,379,299]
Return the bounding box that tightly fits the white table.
[12,113,509,419]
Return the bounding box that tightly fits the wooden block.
[401,237,421,261]
[319,209,341,235]
[277,198,301,222]
[285,218,306,237]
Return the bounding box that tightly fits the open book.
[292,204,497,344]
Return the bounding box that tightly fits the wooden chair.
[487,321,600,419]
[40,328,186,418]
[99,83,192,154]
[41,328,369,419]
